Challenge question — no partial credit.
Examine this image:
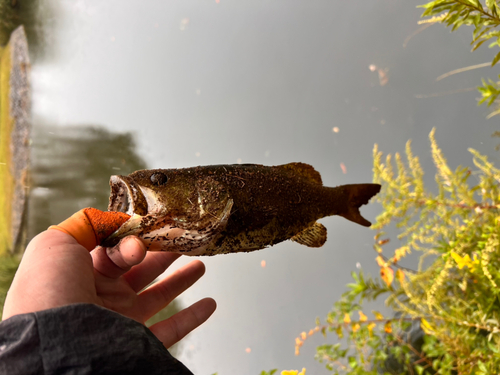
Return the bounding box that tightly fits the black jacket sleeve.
[0,303,194,375]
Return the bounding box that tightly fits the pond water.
[22,0,500,373]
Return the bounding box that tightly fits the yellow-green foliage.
[372,128,500,373]
[0,43,13,256]
[301,130,500,374]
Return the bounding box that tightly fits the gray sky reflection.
[31,0,500,373]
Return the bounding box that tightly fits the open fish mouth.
[108,175,149,216]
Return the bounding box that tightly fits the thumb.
[48,208,130,251]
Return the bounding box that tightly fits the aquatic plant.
[295,129,500,374]
[419,0,500,118]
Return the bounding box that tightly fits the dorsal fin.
[291,222,327,248]
[279,162,322,185]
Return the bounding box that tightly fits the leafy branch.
[296,130,500,374]
[420,0,500,117]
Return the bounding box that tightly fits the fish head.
[108,168,231,226]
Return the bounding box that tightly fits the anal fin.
[291,222,327,248]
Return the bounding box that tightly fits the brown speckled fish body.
[103,163,380,256]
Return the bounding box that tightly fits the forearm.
[0,304,193,375]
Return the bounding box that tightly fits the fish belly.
[140,224,216,255]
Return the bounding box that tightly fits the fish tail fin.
[337,184,381,227]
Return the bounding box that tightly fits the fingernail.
[122,236,147,254]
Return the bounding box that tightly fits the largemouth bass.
[102,163,380,256]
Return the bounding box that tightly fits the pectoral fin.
[291,222,327,248]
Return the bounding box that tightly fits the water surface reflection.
[28,121,146,237]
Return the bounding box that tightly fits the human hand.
[3,228,216,348]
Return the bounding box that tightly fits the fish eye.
[150,172,168,186]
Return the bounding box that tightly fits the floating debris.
[340,162,347,174]
[180,18,189,31]
[368,64,389,86]
[378,69,389,86]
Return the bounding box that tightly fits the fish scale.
[102,163,381,256]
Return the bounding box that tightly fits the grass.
[0,42,13,257]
